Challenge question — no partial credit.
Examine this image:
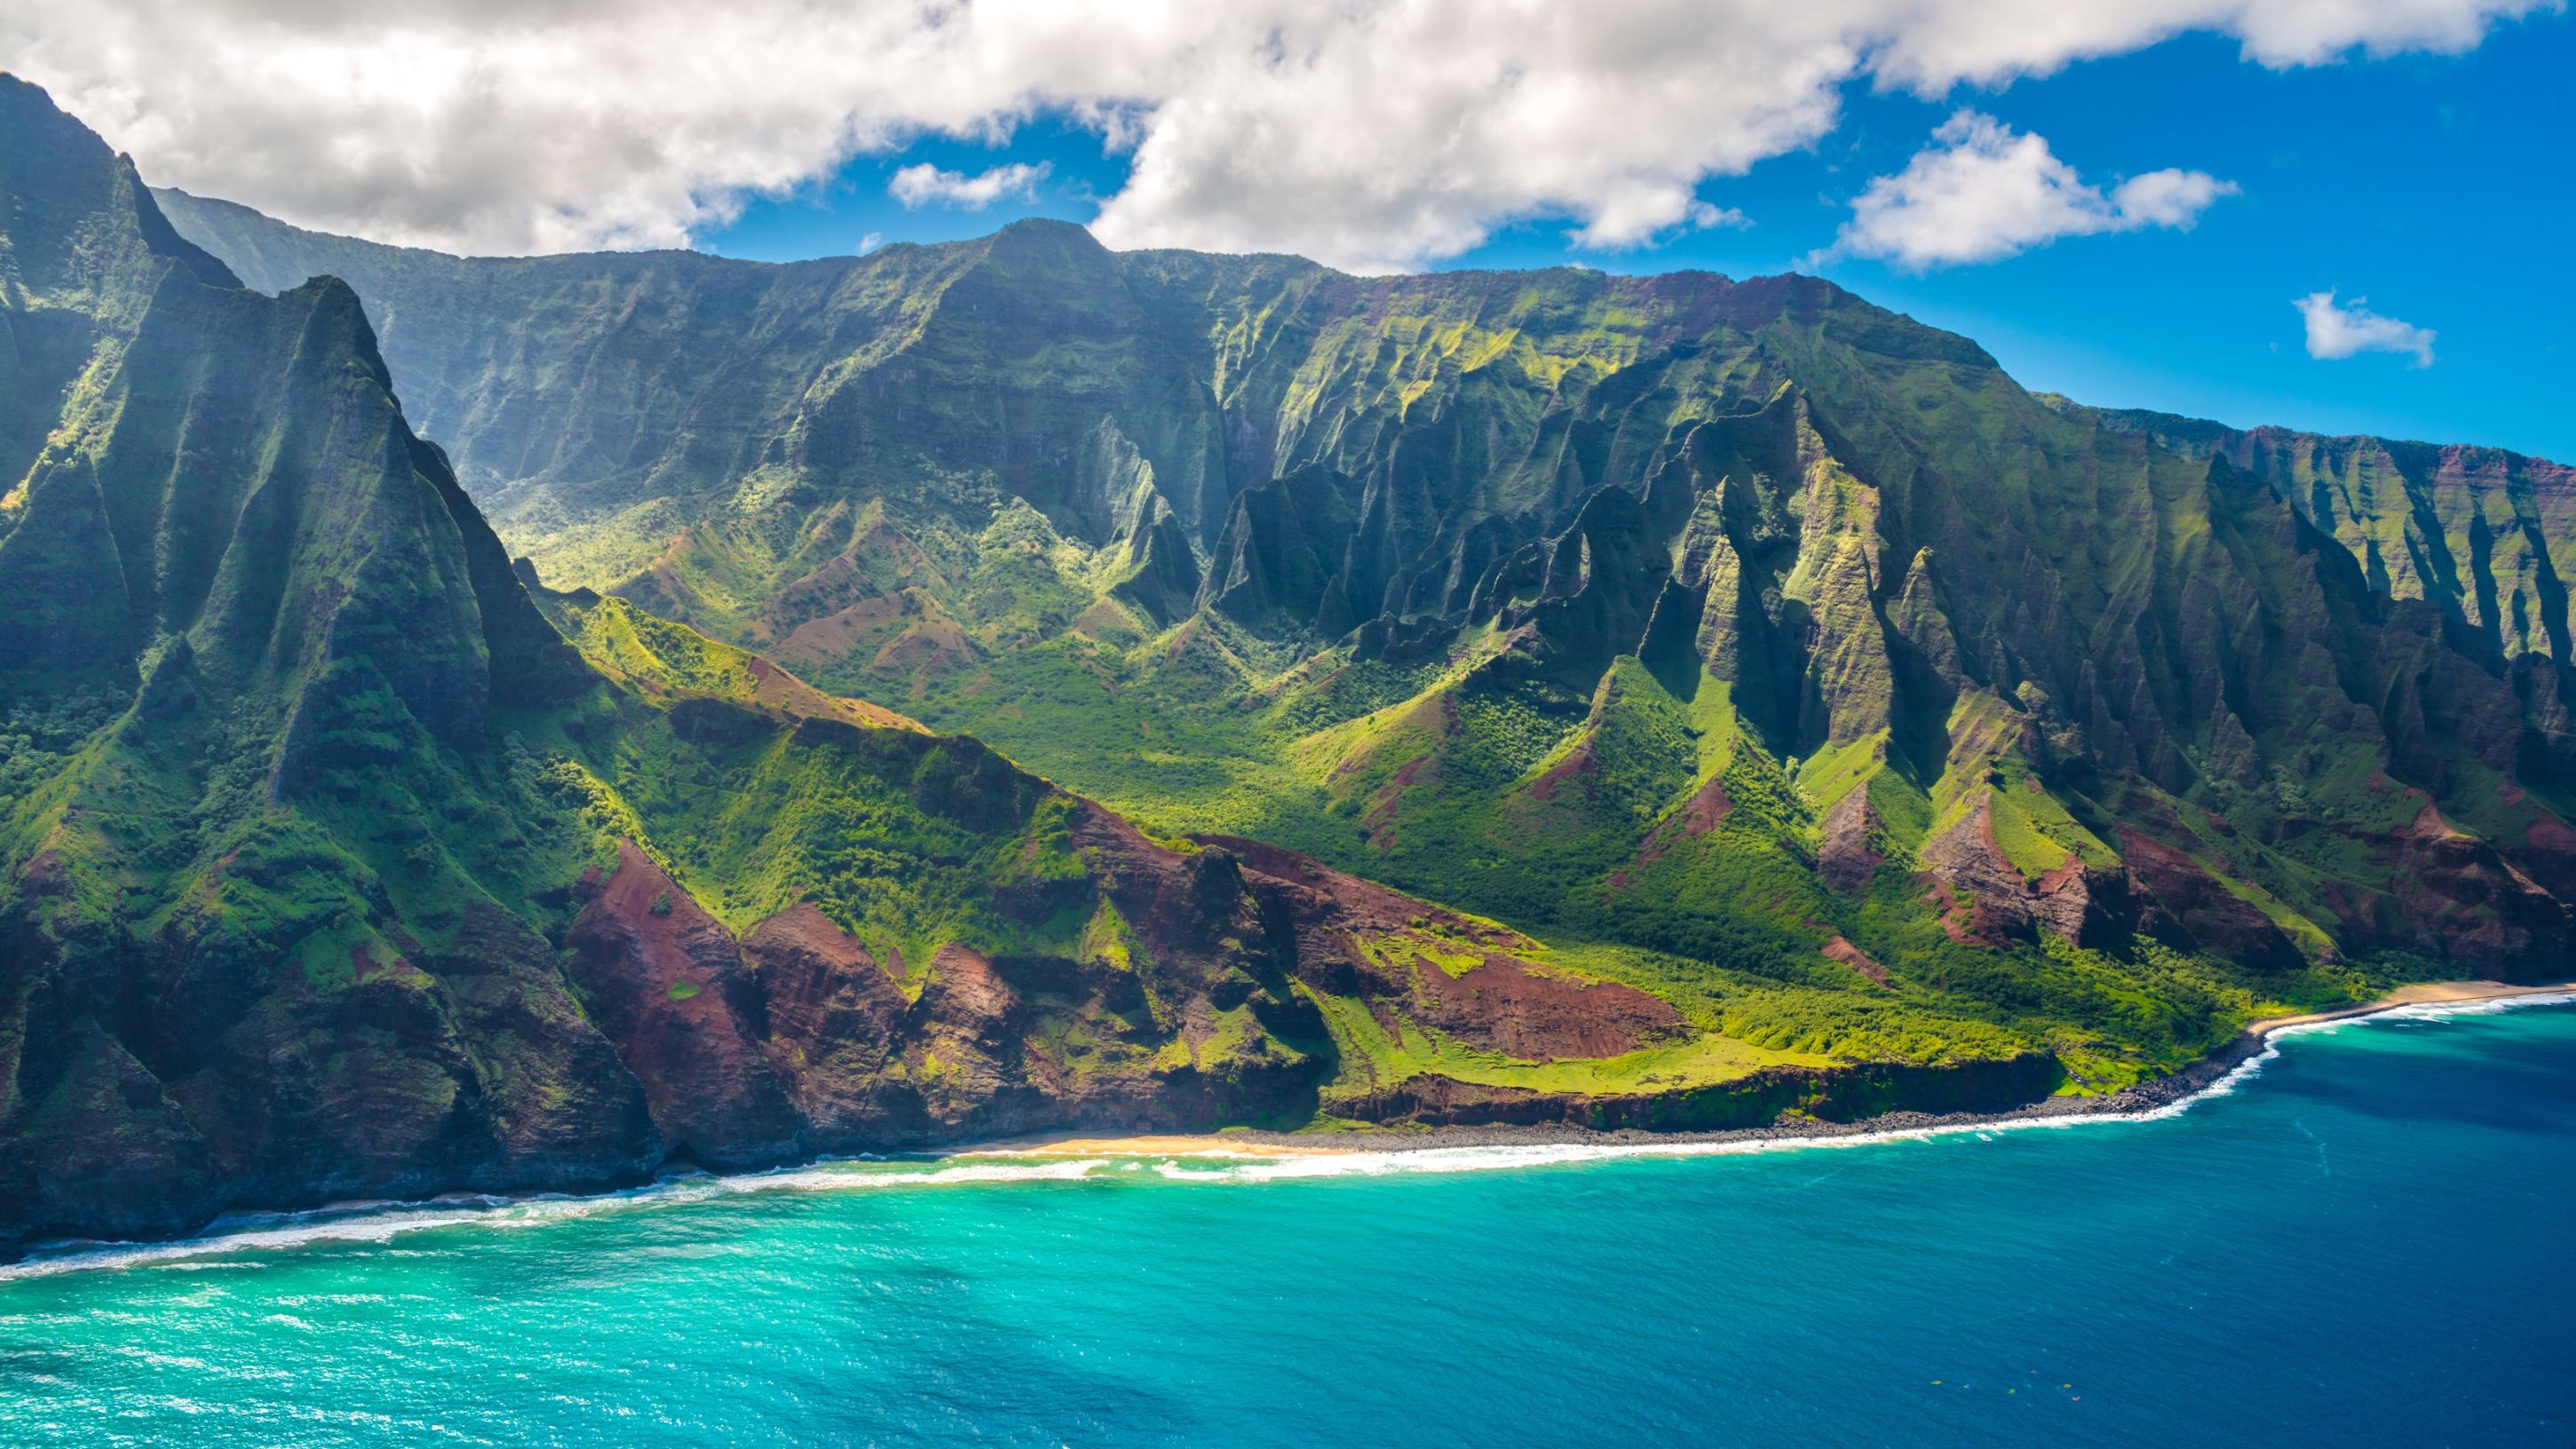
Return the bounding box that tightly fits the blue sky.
[702,15,2574,461]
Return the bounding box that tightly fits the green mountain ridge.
[12,80,1993,1253]
[149,183,2576,1002]
[0,74,2563,1249]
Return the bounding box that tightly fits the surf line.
[976,980,2576,1183]
[1009,981,2576,1183]
[6,983,2569,1279]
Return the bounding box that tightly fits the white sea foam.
[1138,991,2576,1184]
[9,991,2566,1279]
[0,1159,1107,1281]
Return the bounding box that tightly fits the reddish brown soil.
[1821,935,1888,986]
[1197,834,1682,1061]
[1635,774,1732,869]
[2380,809,2570,973]
[1523,742,1598,803]
[349,945,416,978]
[869,609,976,677]
[1679,774,1734,834]
[756,521,945,645]
[744,903,907,1112]
[2526,811,2576,851]
[2115,827,2303,973]
[1815,788,1879,895]
[1199,835,1526,950]
[1410,952,1686,1060]
[15,850,67,897]
[565,842,801,1167]
[744,654,923,732]
[771,593,908,666]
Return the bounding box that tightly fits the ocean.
[2,999,2571,1446]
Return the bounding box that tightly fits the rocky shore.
[967,979,2576,1160]
[11,981,2570,1265]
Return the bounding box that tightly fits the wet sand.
[952,1131,1350,1159]
[936,979,2576,1161]
[2243,978,2576,1036]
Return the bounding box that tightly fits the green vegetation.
[1300,981,1835,1108]
[147,173,2576,1115]
[4,72,2572,1255]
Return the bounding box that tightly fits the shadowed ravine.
[0,1001,2569,1447]
[9,70,2576,1255]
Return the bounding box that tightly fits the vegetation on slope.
[7,78,2295,1254]
[0,78,2544,1262]
[151,171,2576,1113]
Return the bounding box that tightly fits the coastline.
[6,978,2570,1276]
[949,978,2576,1162]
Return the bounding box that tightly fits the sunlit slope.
[155,155,2576,1116]
[14,80,2065,1251]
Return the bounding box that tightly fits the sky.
[10,1,2572,458]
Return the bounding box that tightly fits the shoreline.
[6,979,2570,1275]
[948,978,2576,1161]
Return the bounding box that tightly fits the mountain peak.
[994,215,1098,241]
[0,75,236,301]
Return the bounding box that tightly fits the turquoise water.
[4,1001,2572,1446]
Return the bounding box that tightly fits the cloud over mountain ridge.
[4,0,2546,270]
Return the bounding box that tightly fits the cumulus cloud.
[0,0,2542,271]
[1826,112,2236,269]
[1572,199,1750,251]
[2295,289,2437,366]
[888,162,1050,210]
[2109,167,2239,228]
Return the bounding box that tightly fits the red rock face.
[742,904,910,1128]
[547,813,1343,1158]
[1407,952,1684,1059]
[1197,834,1684,1061]
[912,946,1025,1064]
[565,842,801,1168]
[2377,806,2573,975]
[2116,828,2304,973]
[1921,795,2127,948]
[1201,834,1514,952]
[2510,803,2576,901]
[1814,788,1878,896]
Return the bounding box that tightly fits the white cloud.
[2108,168,2238,228]
[858,232,884,255]
[888,162,1050,210]
[1826,112,2236,269]
[0,0,2541,271]
[1571,199,1749,251]
[2295,289,2437,366]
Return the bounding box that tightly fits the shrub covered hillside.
[152,157,2576,1101]
[4,79,2079,1253]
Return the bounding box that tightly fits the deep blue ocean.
[2,999,2571,1446]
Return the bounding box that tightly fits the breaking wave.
[11,990,2568,1279]
[0,1159,1107,1281]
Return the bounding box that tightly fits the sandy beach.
[2245,978,2576,1036]
[936,979,2576,1163]
[952,1132,1351,1160]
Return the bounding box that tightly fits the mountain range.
[151,175,2576,991]
[3,73,2570,1250]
